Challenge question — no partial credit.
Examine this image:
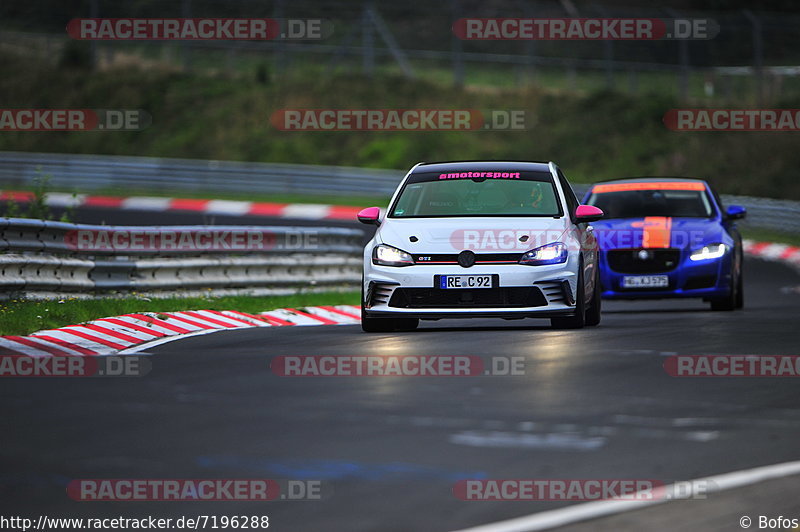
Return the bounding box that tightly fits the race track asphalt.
[2,257,799,531]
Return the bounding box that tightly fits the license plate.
[622,275,669,288]
[439,275,493,289]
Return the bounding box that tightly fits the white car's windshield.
[390,171,562,218]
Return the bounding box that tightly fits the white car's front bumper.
[363,260,579,319]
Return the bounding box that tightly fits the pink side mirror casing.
[357,207,381,225]
[575,205,604,222]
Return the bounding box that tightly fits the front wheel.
[710,270,740,312]
[361,284,418,332]
[551,266,586,329]
[735,266,744,309]
[584,267,602,327]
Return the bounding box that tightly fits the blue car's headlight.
[372,244,415,267]
[689,243,727,261]
[519,242,568,266]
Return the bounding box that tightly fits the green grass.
[2,49,800,200]
[0,291,359,336]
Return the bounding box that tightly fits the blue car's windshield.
[586,183,714,219]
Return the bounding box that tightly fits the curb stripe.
[319,305,361,320]
[125,314,191,334]
[283,308,339,325]
[97,318,167,338]
[30,335,99,355]
[80,323,145,344]
[57,329,127,350]
[1,190,365,221]
[3,336,71,356]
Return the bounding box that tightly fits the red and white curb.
[743,239,800,268]
[0,305,361,357]
[0,190,365,221]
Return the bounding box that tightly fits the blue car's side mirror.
[726,205,747,220]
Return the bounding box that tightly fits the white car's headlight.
[689,243,727,261]
[519,242,568,266]
[372,244,415,267]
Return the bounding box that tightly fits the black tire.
[735,265,744,309]
[551,264,586,329]
[360,282,419,332]
[710,272,738,312]
[361,312,397,332]
[584,267,602,327]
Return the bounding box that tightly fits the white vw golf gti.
[358,161,604,332]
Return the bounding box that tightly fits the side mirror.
[575,205,604,223]
[726,205,747,220]
[357,207,381,225]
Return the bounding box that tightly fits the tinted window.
[390,170,563,218]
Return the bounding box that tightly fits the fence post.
[523,0,537,85]
[665,8,689,101]
[742,10,764,105]
[592,4,614,89]
[366,5,415,79]
[89,0,99,69]
[362,3,375,78]
[452,0,464,89]
[180,0,192,69]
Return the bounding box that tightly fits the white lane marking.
[449,431,606,451]
[448,460,800,532]
[205,200,252,215]
[121,197,172,211]
[280,204,331,219]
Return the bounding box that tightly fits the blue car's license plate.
[622,275,669,288]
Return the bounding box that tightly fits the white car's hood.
[376,217,570,254]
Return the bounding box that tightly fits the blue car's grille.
[607,248,681,273]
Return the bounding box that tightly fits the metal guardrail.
[0,218,364,299]
[0,151,405,198]
[2,152,799,234]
